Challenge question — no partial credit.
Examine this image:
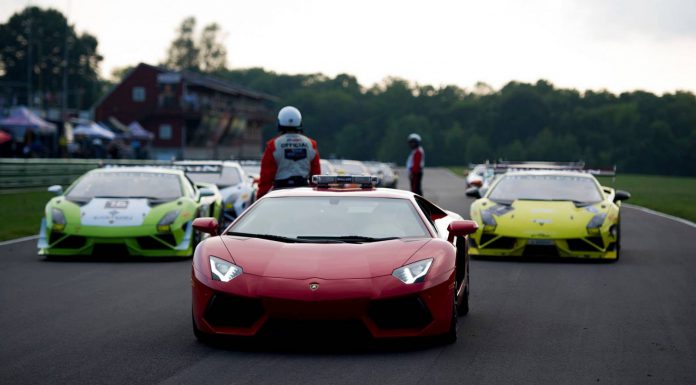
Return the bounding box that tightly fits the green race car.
[38,167,222,257]
[467,170,630,260]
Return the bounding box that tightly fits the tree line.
[216,69,696,176]
[2,8,695,176]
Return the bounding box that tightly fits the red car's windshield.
[230,196,429,240]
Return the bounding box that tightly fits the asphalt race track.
[1,169,695,385]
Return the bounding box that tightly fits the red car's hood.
[220,236,431,280]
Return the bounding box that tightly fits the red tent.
[0,130,11,144]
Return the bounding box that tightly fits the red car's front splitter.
[192,268,455,339]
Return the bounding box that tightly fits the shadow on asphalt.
[472,255,617,264]
[43,255,191,263]
[197,334,445,355]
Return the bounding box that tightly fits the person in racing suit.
[406,133,424,196]
[257,106,321,198]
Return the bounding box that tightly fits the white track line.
[0,234,38,247]
[624,204,696,229]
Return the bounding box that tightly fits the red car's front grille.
[257,319,371,340]
[204,294,264,328]
[368,295,432,330]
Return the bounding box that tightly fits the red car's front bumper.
[192,267,455,339]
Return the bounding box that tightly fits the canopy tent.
[0,107,57,137]
[127,121,154,140]
[106,117,131,134]
[94,117,128,136]
[0,130,11,144]
[73,122,116,140]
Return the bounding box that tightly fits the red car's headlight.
[210,256,243,282]
[392,258,433,284]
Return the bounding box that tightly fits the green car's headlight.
[51,208,66,231]
[587,213,607,234]
[157,210,180,232]
[392,258,433,284]
[210,256,243,282]
[480,209,497,232]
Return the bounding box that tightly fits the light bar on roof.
[312,175,378,188]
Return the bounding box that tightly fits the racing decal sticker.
[284,148,307,161]
[81,198,151,227]
[105,200,129,209]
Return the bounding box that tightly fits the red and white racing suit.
[258,133,321,198]
[407,146,424,195]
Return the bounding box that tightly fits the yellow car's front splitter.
[469,237,618,260]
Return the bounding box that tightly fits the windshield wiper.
[226,231,313,243]
[572,200,597,207]
[297,235,399,243]
[490,199,514,205]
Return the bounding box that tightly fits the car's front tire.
[458,265,470,316]
[440,286,459,345]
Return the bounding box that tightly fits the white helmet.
[408,133,421,143]
[278,106,302,128]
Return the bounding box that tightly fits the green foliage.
[163,17,199,71]
[0,6,103,109]
[218,68,696,176]
[162,17,227,73]
[198,23,227,73]
[109,65,135,83]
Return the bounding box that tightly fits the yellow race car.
[466,170,630,260]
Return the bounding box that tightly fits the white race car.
[175,161,256,225]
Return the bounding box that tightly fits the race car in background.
[329,159,371,176]
[466,164,487,187]
[364,161,399,188]
[175,161,256,224]
[319,159,336,175]
[466,168,630,260]
[38,167,222,257]
[239,160,261,181]
[190,175,478,344]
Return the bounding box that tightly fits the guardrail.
[0,158,172,190]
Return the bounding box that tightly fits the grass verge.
[596,174,696,223]
[0,190,51,242]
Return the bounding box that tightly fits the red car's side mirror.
[447,220,478,243]
[193,217,218,236]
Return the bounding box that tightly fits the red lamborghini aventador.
[190,175,478,344]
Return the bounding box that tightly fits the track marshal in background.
[406,133,424,196]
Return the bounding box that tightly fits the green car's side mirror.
[48,185,63,196]
[199,188,215,197]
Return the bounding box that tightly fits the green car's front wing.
[38,218,196,257]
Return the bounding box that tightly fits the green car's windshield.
[488,174,603,203]
[66,171,183,200]
[186,167,242,188]
[229,196,429,240]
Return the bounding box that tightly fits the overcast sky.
[2,0,695,93]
